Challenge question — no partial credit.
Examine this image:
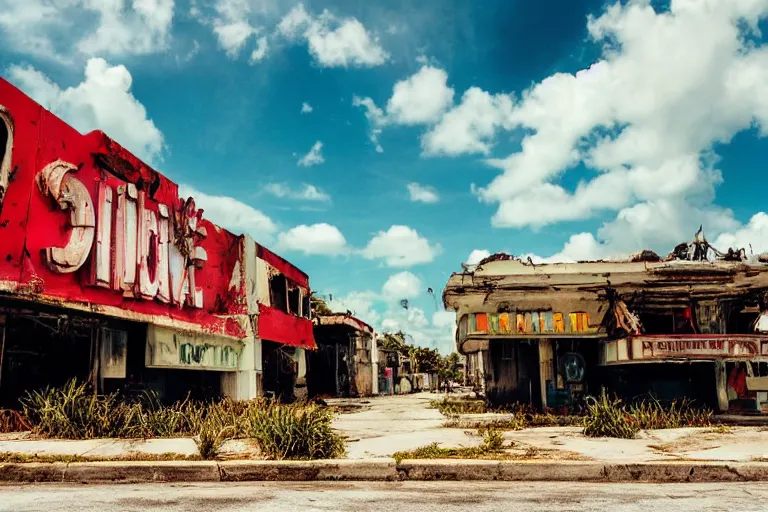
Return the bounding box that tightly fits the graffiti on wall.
[146,327,241,370]
[178,342,240,368]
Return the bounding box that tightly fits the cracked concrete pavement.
[2,481,768,512]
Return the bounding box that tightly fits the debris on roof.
[477,253,513,266]
[630,250,661,262]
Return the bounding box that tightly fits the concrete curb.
[2,459,768,483]
[219,459,398,482]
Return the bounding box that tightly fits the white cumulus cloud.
[275,223,349,256]
[301,101,313,114]
[465,249,491,266]
[178,185,277,243]
[385,66,454,125]
[250,36,269,62]
[353,65,455,151]
[407,183,439,204]
[361,225,442,267]
[381,271,423,299]
[297,141,324,167]
[0,0,174,62]
[277,3,389,68]
[474,0,768,234]
[264,183,330,202]
[422,87,514,157]
[7,58,164,164]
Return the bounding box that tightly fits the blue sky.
[2,0,768,353]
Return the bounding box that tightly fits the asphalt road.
[2,481,768,512]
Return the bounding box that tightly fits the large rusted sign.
[0,78,247,339]
[36,160,207,309]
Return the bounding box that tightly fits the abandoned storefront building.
[0,78,314,407]
[444,234,768,413]
[308,314,378,398]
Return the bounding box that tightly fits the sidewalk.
[3,392,768,483]
[333,392,768,463]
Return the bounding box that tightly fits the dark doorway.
[262,340,296,402]
[0,313,92,408]
[487,340,542,408]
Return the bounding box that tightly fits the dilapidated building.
[0,77,314,406]
[307,314,378,398]
[443,232,768,413]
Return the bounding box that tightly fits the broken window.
[100,328,128,379]
[638,309,696,334]
[302,292,310,319]
[269,274,287,312]
[695,301,724,334]
[288,286,300,316]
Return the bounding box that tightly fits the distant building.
[0,78,313,406]
[443,237,768,413]
[308,314,377,398]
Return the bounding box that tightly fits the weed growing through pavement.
[392,426,508,462]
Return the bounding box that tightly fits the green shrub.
[244,401,345,460]
[583,390,639,439]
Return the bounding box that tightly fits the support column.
[538,339,553,410]
[221,235,264,400]
[371,332,379,395]
[221,335,263,400]
[714,360,729,413]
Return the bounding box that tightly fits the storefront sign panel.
[145,326,242,371]
[640,337,760,359]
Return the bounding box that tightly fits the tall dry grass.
[583,389,712,439]
[19,379,345,460]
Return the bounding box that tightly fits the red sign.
[0,79,246,339]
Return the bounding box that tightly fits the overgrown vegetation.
[628,397,712,430]
[583,391,639,439]
[583,390,712,439]
[17,379,345,460]
[245,401,345,460]
[392,427,507,463]
[433,390,712,438]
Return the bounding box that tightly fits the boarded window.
[269,274,287,312]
